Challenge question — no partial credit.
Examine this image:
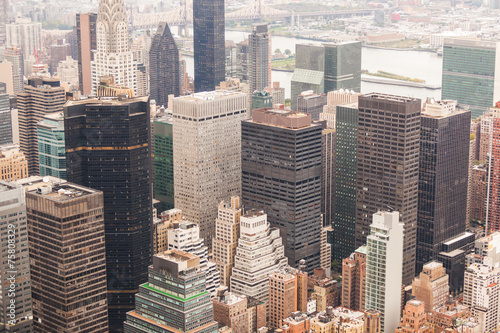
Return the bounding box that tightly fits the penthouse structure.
[124,250,218,333]
[0,182,33,332]
[242,107,323,271]
[173,91,246,247]
[230,210,287,303]
[25,180,108,332]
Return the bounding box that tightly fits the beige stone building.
[395,299,432,333]
[172,90,246,248]
[310,307,366,333]
[341,246,366,311]
[412,261,449,312]
[0,145,28,181]
[213,197,243,287]
[213,287,249,333]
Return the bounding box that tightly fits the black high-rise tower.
[149,22,180,107]
[193,0,225,92]
[64,95,152,332]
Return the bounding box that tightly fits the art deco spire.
[96,0,129,53]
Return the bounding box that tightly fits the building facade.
[356,93,421,285]
[18,77,66,175]
[333,102,358,261]
[124,250,219,333]
[0,82,11,145]
[213,287,249,333]
[3,47,24,93]
[173,91,246,247]
[149,22,180,107]
[76,12,97,95]
[242,108,323,271]
[248,23,270,95]
[0,145,28,181]
[341,246,366,311]
[0,182,33,332]
[91,0,137,95]
[395,300,432,333]
[297,91,327,121]
[64,96,152,330]
[442,38,500,119]
[25,180,108,332]
[412,261,449,313]
[323,41,362,93]
[213,197,243,287]
[153,113,174,211]
[230,210,288,303]
[193,0,225,92]
[472,164,487,223]
[365,211,404,333]
[6,18,42,60]
[417,99,471,271]
[37,112,66,179]
[321,128,335,227]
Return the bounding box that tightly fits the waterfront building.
[17,77,65,175]
[290,44,324,111]
[124,250,218,333]
[25,180,108,332]
[417,99,471,271]
[173,91,246,247]
[356,93,420,285]
[323,41,362,93]
[65,95,152,329]
[193,0,225,92]
[365,211,404,333]
[149,22,180,107]
[213,197,243,287]
[242,107,323,270]
[0,182,33,332]
[37,112,66,179]
[230,210,287,303]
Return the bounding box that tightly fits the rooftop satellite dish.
[42,177,49,183]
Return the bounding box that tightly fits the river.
[182,30,443,101]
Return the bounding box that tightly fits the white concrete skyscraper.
[172,91,246,247]
[91,0,137,95]
[365,211,404,333]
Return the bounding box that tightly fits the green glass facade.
[333,103,358,261]
[153,115,174,211]
[251,90,273,111]
[324,41,362,93]
[37,112,66,179]
[442,39,499,119]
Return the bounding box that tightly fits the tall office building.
[124,250,219,333]
[173,91,246,246]
[149,22,180,107]
[0,0,6,46]
[320,89,361,129]
[0,145,28,181]
[0,82,11,145]
[242,108,323,271]
[25,180,108,332]
[412,261,449,313]
[248,23,270,95]
[6,17,42,60]
[65,95,152,330]
[18,77,66,175]
[333,102,358,261]
[193,0,225,92]
[4,47,24,93]
[291,44,324,111]
[356,93,421,285]
[213,197,243,287]
[153,112,174,211]
[417,99,471,271]
[442,38,500,119]
[472,163,488,223]
[463,263,500,332]
[91,0,137,95]
[365,211,404,333]
[76,13,97,95]
[37,112,66,179]
[0,182,33,332]
[341,246,366,311]
[321,127,335,226]
[323,41,362,93]
[230,210,287,303]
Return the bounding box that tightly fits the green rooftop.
[142,283,208,302]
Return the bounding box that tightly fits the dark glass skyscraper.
[153,113,174,211]
[333,103,359,261]
[149,22,180,107]
[324,41,362,93]
[416,100,471,273]
[193,0,225,92]
[242,108,323,272]
[64,95,152,332]
[355,93,421,285]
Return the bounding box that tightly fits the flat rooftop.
[361,92,420,104]
[176,90,245,103]
[250,108,314,129]
[0,181,19,192]
[26,183,98,202]
[65,95,149,107]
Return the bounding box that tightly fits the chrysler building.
[91,0,137,95]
